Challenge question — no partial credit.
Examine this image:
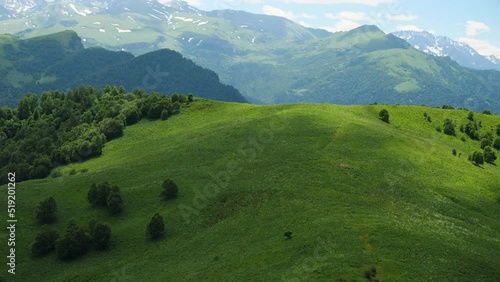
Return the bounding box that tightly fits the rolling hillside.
[1,100,500,281]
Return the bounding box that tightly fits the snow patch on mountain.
[69,3,89,17]
[393,30,500,71]
[116,27,131,33]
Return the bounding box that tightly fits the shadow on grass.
[473,163,485,169]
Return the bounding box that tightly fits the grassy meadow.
[1,100,500,281]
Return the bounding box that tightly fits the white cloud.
[396,25,423,32]
[378,13,417,21]
[214,0,394,5]
[325,11,373,21]
[465,20,490,36]
[262,6,319,21]
[187,0,201,6]
[322,19,362,32]
[457,37,500,57]
[299,21,313,27]
[301,13,317,19]
[262,5,297,20]
[284,0,394,6]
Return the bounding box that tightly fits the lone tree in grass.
[378,109,389,123]
[36,197,57,224]
[284,231,293,240]
[484,146,497,164]
[92,222,112,250]
[160,178,178,201]
[147,213,165,240]
[31,225,59,257]
[107,190,123,215]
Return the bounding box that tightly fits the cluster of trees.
[146,178,180,240]
[0,85,194,184]
[435,111,498,166]
[53,220,112,260]
[88,182,123,215]
[31,196,112,260]
[443,118,456,136]
[31,177,180,260]
[463,116,499,165]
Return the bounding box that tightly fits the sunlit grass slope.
[2,101,500,281]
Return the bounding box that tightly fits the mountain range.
[392,30,500,71]
[0,0,500,112]
[0,30,246,107]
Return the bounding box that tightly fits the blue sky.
[172,0,500,58]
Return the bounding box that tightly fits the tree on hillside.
[36,197,57,224]
[100,117,125,140]
[161,110,169,121]
[379,109,389,123]
[467,111,474,121]
[56,220,92,260]
[88,182,112,207]
[465,121,479,140]
[443,118,456,136]
[92,222,112,250]
[171,93,179,103]
[107,190,123,215]
[147,213,165,240]
[484,146,497,164]
[31,225,59,257]
[160,178,178,201]
[16,93,38,120]
[471,151,484,165]
[494,138,500,150]
[481,138,492,149]
[88,182,122,214]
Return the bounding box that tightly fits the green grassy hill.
[2,101,500,281]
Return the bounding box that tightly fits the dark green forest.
[0,85,194,184]
[0,31,246,108]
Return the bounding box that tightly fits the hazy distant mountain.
[0,30,246,107]
[1,1,500,112]
[393,30,500,71]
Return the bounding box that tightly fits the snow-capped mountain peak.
[393,30,499,71]
[486,55,500,65]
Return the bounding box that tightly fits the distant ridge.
[0,30,246,107]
